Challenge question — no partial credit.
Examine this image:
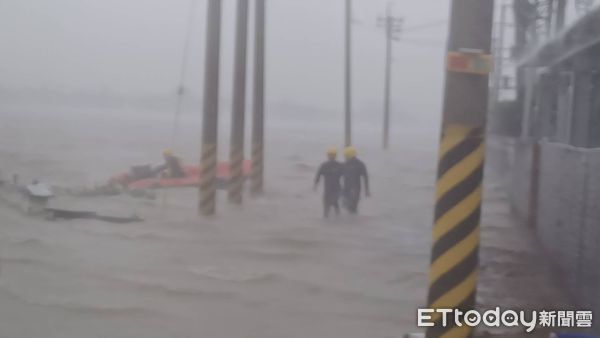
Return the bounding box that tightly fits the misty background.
[0,0,450,130]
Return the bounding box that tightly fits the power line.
[353,15,446,34]
[402,19,447,33]
[353,16,447,49]
[171,0,198,149]
[398,38,445,46]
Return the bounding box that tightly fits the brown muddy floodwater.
[0,107,566,338]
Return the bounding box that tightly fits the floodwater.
[0,106,569,337]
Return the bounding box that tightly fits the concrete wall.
[583,152,600,312]
[487,136,533,224]
[536,143,588,304]
[501,138,600,315]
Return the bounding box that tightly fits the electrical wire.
[402,19,448,33]
[170,0,198,149]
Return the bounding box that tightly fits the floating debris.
[46,208,143,224]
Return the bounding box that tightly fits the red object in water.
[110,160,251,191]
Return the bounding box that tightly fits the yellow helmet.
[344,146,357,159]
[163,149,174,157]
[326,147,337,156]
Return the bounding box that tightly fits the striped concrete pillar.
[426,125,484,338]
[228,0,249,204]
[200,143,218,215]
[251,0,266,196]
[425,0,493,337]
[199,0,222,216]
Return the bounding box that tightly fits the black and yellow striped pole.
[426,1,493,337]
[251,0,266,195]
[199,0,222,216]
[228,0,249,205]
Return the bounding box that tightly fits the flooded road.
[0,107,568,337]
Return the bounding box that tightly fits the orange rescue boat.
[110,160,251,191]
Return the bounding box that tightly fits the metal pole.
[251,0,266,195]
[228,0,249,204]
[199,0,222,215]
[492,4,507,105]
[426,1,493,337]
[382,2,392,150]
[556,0,566,32]
[547,0,556,38]
[344,0,352,147]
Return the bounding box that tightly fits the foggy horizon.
[0,0,449,119]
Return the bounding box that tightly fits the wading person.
[156,149,185,178]
[314,148,344,218]
[342,146,370,214]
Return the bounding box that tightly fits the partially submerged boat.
[110,160,252,191]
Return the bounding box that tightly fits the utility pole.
[378,2,402,150]
[344,0,352,147]
[251,0,266,195]
[228,0,249,204]
[556,0,566,32]
[546,0,556,38]
[199,0,222,216]
[492,4,507,105]
[425,0,493,337]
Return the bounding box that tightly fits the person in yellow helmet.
[314,147,344,218]
[342,146,370,214]
[156,149,185,178]
[342,146,355,158]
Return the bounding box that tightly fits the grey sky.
[0,0,450,118]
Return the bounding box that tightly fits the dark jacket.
[343,157,369,195]
[315,160,344,196]
[164,155,185,178]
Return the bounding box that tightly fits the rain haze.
[0,0,449,120]
[0,0,585,337]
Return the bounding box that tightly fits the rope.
[163,0,198,210]
[170,0,198,149]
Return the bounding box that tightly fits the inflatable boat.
[110,160,251,191]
